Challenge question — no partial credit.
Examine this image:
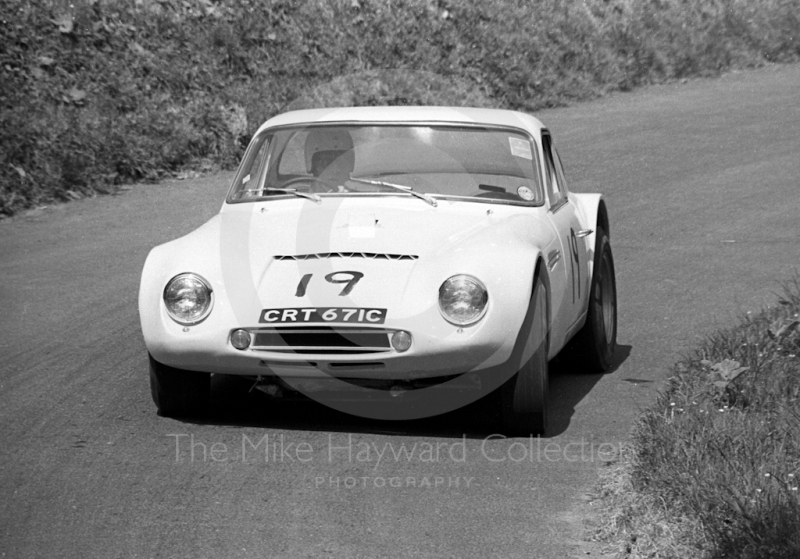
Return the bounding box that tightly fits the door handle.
[575,229,593,238]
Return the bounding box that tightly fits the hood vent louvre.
[275,252,418,261]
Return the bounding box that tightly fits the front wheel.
[149,354,210,418]
[500,274,549,436]
[570,228,617,372]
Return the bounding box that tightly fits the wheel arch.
[532,255,552,354]
[571,192,609,239]
[571,192,610,287]
[596,199,610,239]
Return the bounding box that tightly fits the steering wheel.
[280,176,342,193]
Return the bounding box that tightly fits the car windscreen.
[228,124,544,205]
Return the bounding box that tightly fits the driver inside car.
[304,128,355,192]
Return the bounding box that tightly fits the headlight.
[438,275,488,326]
[163,273,213,324]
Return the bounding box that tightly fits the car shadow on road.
[186,343,632,440]
[201,377,503,439]
[546,343,632,436]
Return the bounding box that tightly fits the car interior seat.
[304,128,355,191]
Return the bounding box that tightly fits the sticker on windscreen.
[517,186,535,201]
[509,137,533,160]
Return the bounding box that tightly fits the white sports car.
[138,106,617,435]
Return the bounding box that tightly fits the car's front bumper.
[147,320,516,381]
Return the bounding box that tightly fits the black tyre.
[570,228,617,372]
[500,274,549,436]
[149,353,210,418]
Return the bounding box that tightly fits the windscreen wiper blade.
[348,177,437,207]
[260,187,321,203]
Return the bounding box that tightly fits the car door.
[541,132,589,348]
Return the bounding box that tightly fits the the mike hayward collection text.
[167,433,621,466]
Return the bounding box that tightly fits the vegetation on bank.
[2,0,800,215]
[592,277,800,559]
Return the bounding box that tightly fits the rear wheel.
[149,354,210,418]
[570,228,617,372]
[500,274,549,436]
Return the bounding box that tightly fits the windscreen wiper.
[348,177,437,207]
[259,187,321,203]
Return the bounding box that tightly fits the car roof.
[256,106,546,136]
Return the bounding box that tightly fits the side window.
[250,136,271,185]
[232,134,271,199]
[552,146,569,197]
[542,133,566,209]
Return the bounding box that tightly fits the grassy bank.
[2,0,799,216]
[592,277,800,558]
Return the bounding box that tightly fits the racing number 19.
[295,271,364,297]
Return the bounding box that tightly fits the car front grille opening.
[328,362,386,370]
[249,326,392,354]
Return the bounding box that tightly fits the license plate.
[259,307,387,324]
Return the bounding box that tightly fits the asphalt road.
[1,63,799,559]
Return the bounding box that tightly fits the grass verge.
[2,0,800,216]
[591,276,800,559]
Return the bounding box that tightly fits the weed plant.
[595,277,800,558]
[1,0,799,215]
